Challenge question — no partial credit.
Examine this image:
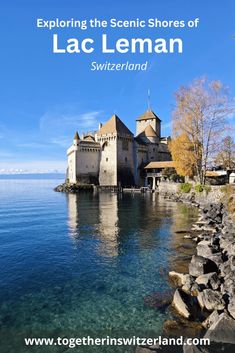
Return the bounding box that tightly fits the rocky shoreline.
[137,196,235,353]
[54,182,94,192]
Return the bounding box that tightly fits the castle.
[67,109,171,187]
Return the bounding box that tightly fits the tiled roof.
[145,161,174,169]
[136,110,161,122]
[144,124,157,137]
[97,115,133,136]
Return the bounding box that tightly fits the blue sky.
[0,0,235,172]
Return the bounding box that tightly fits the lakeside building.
[67,109,171,187]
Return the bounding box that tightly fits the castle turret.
[136,110,161,140]
[67,132,80,184]
[73,131,80,145]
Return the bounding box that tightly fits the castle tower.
[73,131,80,145]
[136,110,161,141]
[97,114,135,186]
[67,132,80,183]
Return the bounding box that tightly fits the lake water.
[0,179,198,353]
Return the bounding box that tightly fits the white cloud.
[51,136,73,148]
[39,106,103,136]
[17,142,51,148]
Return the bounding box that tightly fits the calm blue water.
[0,179,197,352]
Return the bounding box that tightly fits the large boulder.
[195,272,220,290]
[204,312,235,344]
[169,271,187,287]
[172,289,192,319]
[201,310,219,329]
[189,256,218,277]
[197,289,225,311]
[196,240,213,258]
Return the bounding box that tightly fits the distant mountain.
[0,173,65,179]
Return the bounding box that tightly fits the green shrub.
[220,185,227,193]
[180,183,192,193]
[204,185,212,194]
[194,184,204,193]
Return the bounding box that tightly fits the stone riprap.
[136,201,235,353]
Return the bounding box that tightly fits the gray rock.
[182,275,195,294]
[172,289,192,319]
[206,253,223,266]
[195,272,220,290]
[169,271,187,287]
[197,289,225,311]
[202,310,219,329]
[189,256,218,277]
[228,296,235,319]
[204,312,235,344]
[196,240,213,258]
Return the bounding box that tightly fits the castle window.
[86,165,88,168]
[106,158,108,162]
[104,170,107,173]
[125,157,128,162]
[122,140,129,151]
[153,148,155,151]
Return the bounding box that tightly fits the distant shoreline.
[0,173,66,180]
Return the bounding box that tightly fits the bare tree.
[215,136,235,169]
[171,78,235,184]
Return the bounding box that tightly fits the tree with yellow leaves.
[169,133,198,178]
[170,78,234,184]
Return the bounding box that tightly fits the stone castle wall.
[117,136,135,187]
[99,136,117,186]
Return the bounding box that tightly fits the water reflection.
[66,192,198,263]
[67,192,119,256]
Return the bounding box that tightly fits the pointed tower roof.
[97,114,133,136]
[136,109,161,122]
[144,124,158,137]
[74,131,80,140]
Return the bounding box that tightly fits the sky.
[0,0,235,173]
